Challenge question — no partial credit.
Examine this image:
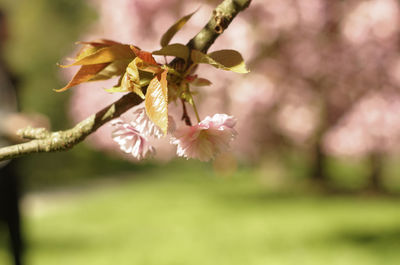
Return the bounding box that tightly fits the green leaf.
[138,71,154,87]
[208,50,250,73]
[152,44,189,61]
[191,77,212,86]
[181,91,194,106]
[191,49,249,73]
[160,9,198,47]
[145,70,169,134]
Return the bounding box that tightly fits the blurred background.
[1,0,400,264]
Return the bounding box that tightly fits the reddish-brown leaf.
[130,45,158,65]
[55,63,109,92]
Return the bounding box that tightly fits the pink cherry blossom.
[111,119,155,160]
[132,106,177,137]
[171,114,237,161]
[132,107,164,138]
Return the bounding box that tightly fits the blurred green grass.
[1,161,400,265]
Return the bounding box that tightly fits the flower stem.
[192,98,201,123]
[180,98,192,126]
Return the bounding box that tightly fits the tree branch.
[0,0,252,162]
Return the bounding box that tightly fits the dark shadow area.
[218,185,400,206]
[217,190,317,205]
[28,236,91,253]
[333,227,400,246]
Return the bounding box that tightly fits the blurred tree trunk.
[310,138,328,186]
[367,152,384,192]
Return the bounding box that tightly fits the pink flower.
[132,107,164,138]
[171,114,237,161]
[111,119,155,160]
[132,107,177,138]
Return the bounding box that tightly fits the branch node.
[213,10,231,34]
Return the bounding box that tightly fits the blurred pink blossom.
[342,0,399,44]
[171,114,237,161]
[324,91,400,156]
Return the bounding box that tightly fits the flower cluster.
[111,110,237,161]
[59,3,247,162]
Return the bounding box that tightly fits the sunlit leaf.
[74,39,121,60]
[106,60,144,98]
[160,9,198,47]
[145,70,168,134]
[55,63,109,92]
[58,40,148,92]
[134,57,163,74]
[61,44,135,67]
[75,45,103,61]
[106,73,144,98]
[191,49,249,73]
[105,85,144,97]
[125,61,145,98]
[152,44,189,61]
[89,59,131,81]
[126,60,140,83]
